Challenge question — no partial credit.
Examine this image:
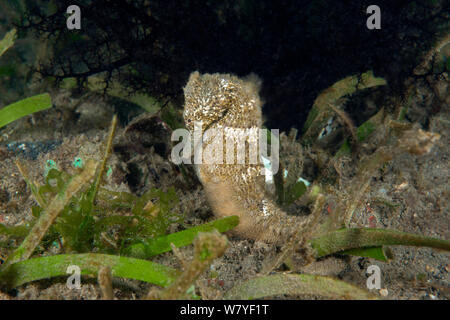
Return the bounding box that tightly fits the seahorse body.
[183,71,302,244]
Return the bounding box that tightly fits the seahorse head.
[183,72,241,131]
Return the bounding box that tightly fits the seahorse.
[183,71,305,244]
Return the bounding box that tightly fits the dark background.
[4,0,449,131]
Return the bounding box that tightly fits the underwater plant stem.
[15,160,46,207]
[91,114,118,204]
[302,70,386,140]
[344,147,393,226]
[0,253,179,289]
[98,266,114,300]
[149,231,228,299]
[310,228,450,258]
[0,160,97,271]
[0,94,53,130]
[327,103,357,144]
[224,273,378,300]
[0,29,17,58]
[125,215,239,258]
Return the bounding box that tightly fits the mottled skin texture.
[183,72,303,244]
